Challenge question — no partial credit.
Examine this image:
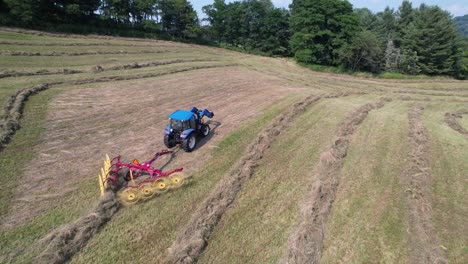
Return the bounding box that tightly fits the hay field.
[0,28,467,263]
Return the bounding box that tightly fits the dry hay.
[0,58,216,79]
[0,84,49,150]
[36,191,120,264]
[164,92,357,264]
[0,64,235,153]
[281,98,391,264]
[0,40,159,47]
[0,68,83,78]
[444,109,468,135]
[0,49,174,56]
[405,106,447,263]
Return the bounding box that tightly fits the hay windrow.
[165,92,357,264]
[36,191,120,264]
[281,98,391,264]
[0,50,173,56]
[0,40,159,47]
[405,106,447,263]
[0,84,49,150]
[0,58,217,79]
[0,64,236,154]
[444,109,468,135]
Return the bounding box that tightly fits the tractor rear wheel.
[164,135,176,148]
[201,124,210,138]
[182,133,196,152]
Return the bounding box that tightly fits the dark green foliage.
[203,0,290,56]
[454,15,468,37]
[402,5,459,75]
[289,0,359,65]
[453,38,468,79]
[159,0,199,39]
[340,30,383,73]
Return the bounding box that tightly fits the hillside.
[455,15,468,36]
[0,28,467,263]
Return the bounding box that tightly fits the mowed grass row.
[0,87,299,263]
[0,52,225,70]
[68,95,300,263]
[0,60,234,116]
[199,95,376,263]
[0,30,186,46]
[321,101,410,263]
[423,103,468,263]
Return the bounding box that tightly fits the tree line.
[0,0,199,39]
[0,0,466,79]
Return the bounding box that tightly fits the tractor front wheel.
[201,124,210,138]
[164,135,176,148]
[182,133,196,152]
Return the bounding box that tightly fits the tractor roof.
[169,110,194,121]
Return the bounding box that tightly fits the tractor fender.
[164,125,172,135]
[180,129,195,139]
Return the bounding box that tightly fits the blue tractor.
[164,107,214,152]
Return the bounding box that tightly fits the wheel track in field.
[0,58,218,79]
[404,106,447,263]
[0,63,236,152]
[281,97,391,264]
[164,92,363,264]
[444,109,468,135]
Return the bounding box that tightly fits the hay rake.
[98,150,186,205]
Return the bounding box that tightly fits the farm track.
[281,97,391,264]
[0,63,236,153]
[0,49,175,56]
[444,109,468,135]
[0,58,218,79]
[165,92,360,264]
[404,106,447,263]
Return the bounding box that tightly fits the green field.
[0,28,467,263]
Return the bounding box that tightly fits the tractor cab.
[164,107,214,152]
[168,110,197,132]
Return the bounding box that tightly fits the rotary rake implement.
[98,150,187,205]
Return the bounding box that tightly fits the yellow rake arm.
[98,154,111,196]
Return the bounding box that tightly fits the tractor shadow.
[194,120,222,151]
[159,147,181,171]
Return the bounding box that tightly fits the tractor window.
[170,119,183,131]
[189,116,196,129]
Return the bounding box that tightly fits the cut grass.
[423,103,468,263]
[321,100,410,263]
[69,95,299,263]
[198,95,375,263]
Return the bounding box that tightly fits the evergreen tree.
[402,5,459,75]
[159,0,198,38]
[289,0,358,65]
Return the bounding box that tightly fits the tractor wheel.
[139,183,156,199]
[182,133,196,152]
[119,188,139,205]
[201,124,210,138]
[153,178,169,193]
[168,172,185,189]
[164,135,176,148]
